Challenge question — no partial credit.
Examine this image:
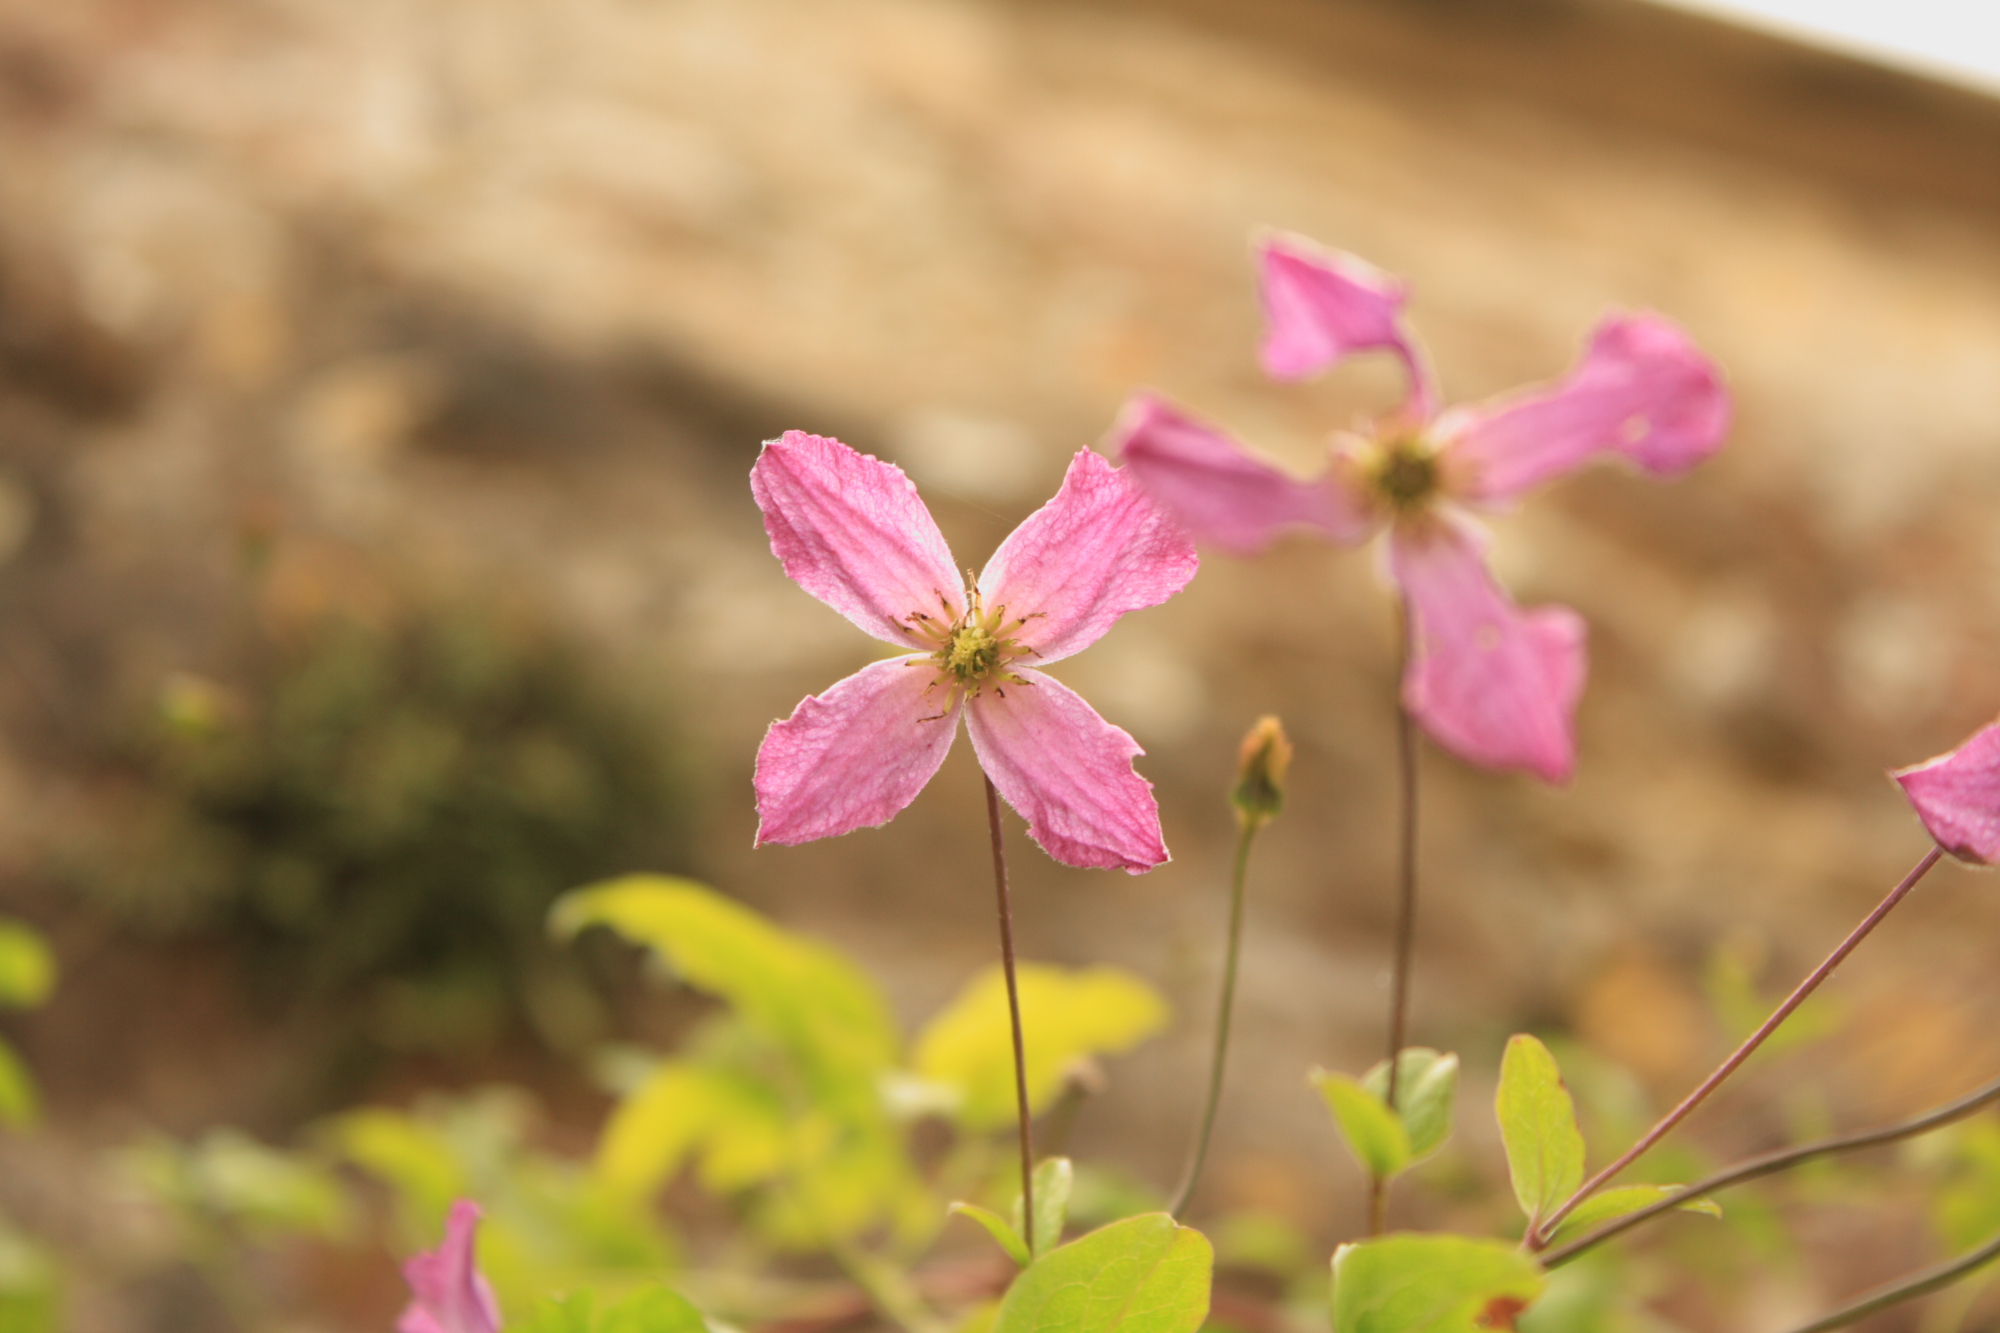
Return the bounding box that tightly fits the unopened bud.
[1231,715,1291,828]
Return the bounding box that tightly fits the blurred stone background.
[3,0,2000,1323]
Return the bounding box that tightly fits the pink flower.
[751,431,1197,872]
[1894,720,2000,865]
[398,1200,501,1333]
[1119,234,1730,782]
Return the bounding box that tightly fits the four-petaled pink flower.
[1119,234,1730,782]
[399,1199,501,1333]
[1894,719,2000,866]
[752,431,1197,871]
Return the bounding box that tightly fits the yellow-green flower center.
[904,576,1043,701]
[1364,436,1442,513]
[946,623,1002,683]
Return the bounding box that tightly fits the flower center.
[903,575,1044,705]
[946,622,1002,683]
[1364,436,1442,513]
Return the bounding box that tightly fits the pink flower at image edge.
[1119,232,1731,783]
[1895,720,2000,865]
[399,1199,501,1333]
[750,430,1197,872]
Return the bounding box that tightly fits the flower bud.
[1231,715,1291,829]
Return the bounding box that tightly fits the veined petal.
[399,1200,501,1333]
[1115,393,1375,554]
[755,657,961,845]
[976,447,1198,666]
[752,431,964,647]
[1444,314,1730,504]
[965,669,1166,872]
[1258,233,1435,416]
[1390,519,1586,784]
[1893,722,2000,865]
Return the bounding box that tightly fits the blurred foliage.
[557,875,1171,1260]
[65,608,691,1052]
[0,918,52,1131]
[327,1087,677,1314]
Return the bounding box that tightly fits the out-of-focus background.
[3,0,2000,1327]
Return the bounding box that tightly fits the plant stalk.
[1384,695,1420,1113]
[1168,820,1260,1218]
[1542,1066,2000,1267]
[1779,1229,2000,1333]
[984,774,1037,1257]
[1531,844,1946,1247]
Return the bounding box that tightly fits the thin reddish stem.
[1530,844,1946,1247]
[983,775,1037,1256]
[1384,696,1419,1112]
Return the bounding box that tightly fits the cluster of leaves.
[0,919,59,1325]
[63,610,690,1053]
[9,869,2000,1333]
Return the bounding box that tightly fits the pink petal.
[755,656,962,845]
[1257,234,1435,416]
[965,669,1166,872]
[1390,519,1586,784]
[1443,314,1730,504]
[976,447,1199,665]
[1893,721,2000,865]
[752,431,965,648]
[399,1200,501,1333]
[1114,394,1375,554]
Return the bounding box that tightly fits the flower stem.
[983,774,1037,1258]
[1168,819,1260,1219]
[1778,1228,2000,1333]
[1541,1065,2000,1268]
[1530,844,1946,1248]
[1384,694,1420,1112]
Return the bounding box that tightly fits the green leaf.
[324,1108,465,1231]
[1013,1157,1074,1256]
[1361,1049,1459,1162]
[0,1039,37,1131]
[1312,1070,1410,1181]
[593,1062,787,1203]
[992,1212,1212,1333]
[599,1286,707,1333]
[1495,1035,1585,1225]
[522,1287,707,1333]
[952,1202,1032,1267]
[0,923,53,1010]
[913,965,1167,1132]
[1331,1234,1545,1333]
[551,877,900,1090]
[1546,1185,1720,1243]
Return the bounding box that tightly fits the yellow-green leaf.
[0,1039,38,1131]
[993,1213,1212,1333]
[325,1108,464,1230]
[0,923,53,1010]
[1495,1035,1585,1225]
[951,1202,1031,1267]
[1012,1156,1073,1257]
[1546,1185,1720,1244]
[914,965,1167,1132]
[1332,1234,1544,1333]
[552,877,899,1089]
[1360,1049,1459,1162]
[1312,1071,1410,1181]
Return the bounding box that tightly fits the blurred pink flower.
[1894,720,2000,865]
[751,431,1197,871]
[1120,234,1730,782]
[399,1200,501,1333]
